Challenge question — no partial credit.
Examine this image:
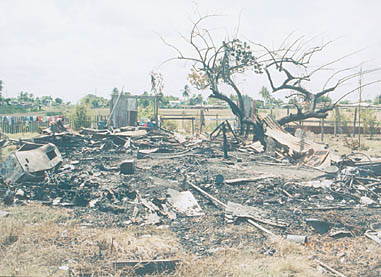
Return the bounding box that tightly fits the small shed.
[110,93,138,128]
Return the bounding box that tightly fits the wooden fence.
[1,111,380,137]
[0,115,110,134]
[1,116,50,134]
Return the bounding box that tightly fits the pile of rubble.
[1,118,381,274]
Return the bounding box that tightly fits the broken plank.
[282,189,293,198]
[138,148,159,154]
[113,130,147,138]
[364,230,381,245]
[315,259,348,277]
[188,181,226,209]
[146,151,194,159]
[245,141,264,152]
[301,206,355,211]
[225,201,287,228]
[112,259,180,275]
[140,198,161,213]
[247,219,276,236]
[188,181,277,237]
[224,175,275,185]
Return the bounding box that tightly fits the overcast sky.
[0,0,380,103]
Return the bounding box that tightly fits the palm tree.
[112,88,119,96]
[260,86,271,107]
[182,85,191,104]
[182,85,190,98]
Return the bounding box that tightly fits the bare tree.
[255,36,380,125]
[164,15,380,142]
[162,15,263,134]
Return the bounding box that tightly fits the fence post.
[321,118,325,141]
[182,109,185,131]
[222,122,228,159]
[192,118,194,136]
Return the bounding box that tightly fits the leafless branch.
[308,49,363,77]
[334,80,381,105]
[160,36,184,58]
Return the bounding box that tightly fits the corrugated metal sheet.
[110,95,138,128]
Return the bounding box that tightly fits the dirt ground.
[1,130,381,276]
[322,133,381,157]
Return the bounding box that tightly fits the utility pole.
[353,108,357,138]
[0,80,3,105]
[358,67,362,147]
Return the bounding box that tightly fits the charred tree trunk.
[277,106,335,126]
[209,91,244,131]
[243,117,267,150]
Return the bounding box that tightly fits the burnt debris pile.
[1,121,381,256]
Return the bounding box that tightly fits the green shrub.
[0,105,26,114]
[71,104,91,130]
[138,106,154,120]
[362,109,379,138]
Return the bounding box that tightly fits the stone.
[120,159,135,174]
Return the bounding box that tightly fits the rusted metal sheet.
[0,143,62,184]
[263,116,338,167]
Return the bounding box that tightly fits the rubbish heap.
[1,119,380,267]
